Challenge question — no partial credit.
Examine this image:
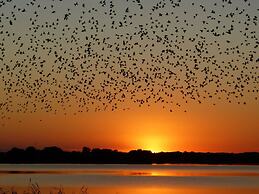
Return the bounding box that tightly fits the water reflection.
[1,164,259,177]
[0,164,259,194]
[1,186,259,194]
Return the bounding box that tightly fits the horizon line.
[1,146,259,154]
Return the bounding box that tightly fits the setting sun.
[141,136,165,153]
[126,114,173,153]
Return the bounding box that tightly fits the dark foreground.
[0,146,258,164]
[0,182,88,194]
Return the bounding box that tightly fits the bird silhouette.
[0,0,258,125]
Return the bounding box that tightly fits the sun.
[137,130,171,153]
[125,113,173,153]
[142,136,164,153]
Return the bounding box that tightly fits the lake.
[0,164,259,194]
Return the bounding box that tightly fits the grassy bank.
[0,181,88,194]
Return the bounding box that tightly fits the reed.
[0,181,88,194]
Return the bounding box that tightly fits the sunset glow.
[0,0,258,154]
[139,135,166,153]
[0,1,259,194]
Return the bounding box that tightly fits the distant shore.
[0,146,258,165]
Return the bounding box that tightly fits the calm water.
[0,164,259,194]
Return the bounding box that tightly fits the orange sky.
[0,0,258,153]
[1,100,258,152]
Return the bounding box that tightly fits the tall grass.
[0,180,88,194]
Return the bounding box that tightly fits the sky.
[0,0,258,152]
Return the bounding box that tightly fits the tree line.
[0,146,258,164]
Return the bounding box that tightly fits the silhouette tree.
[0,146,258,164]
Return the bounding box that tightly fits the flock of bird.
[0,0,258,123]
